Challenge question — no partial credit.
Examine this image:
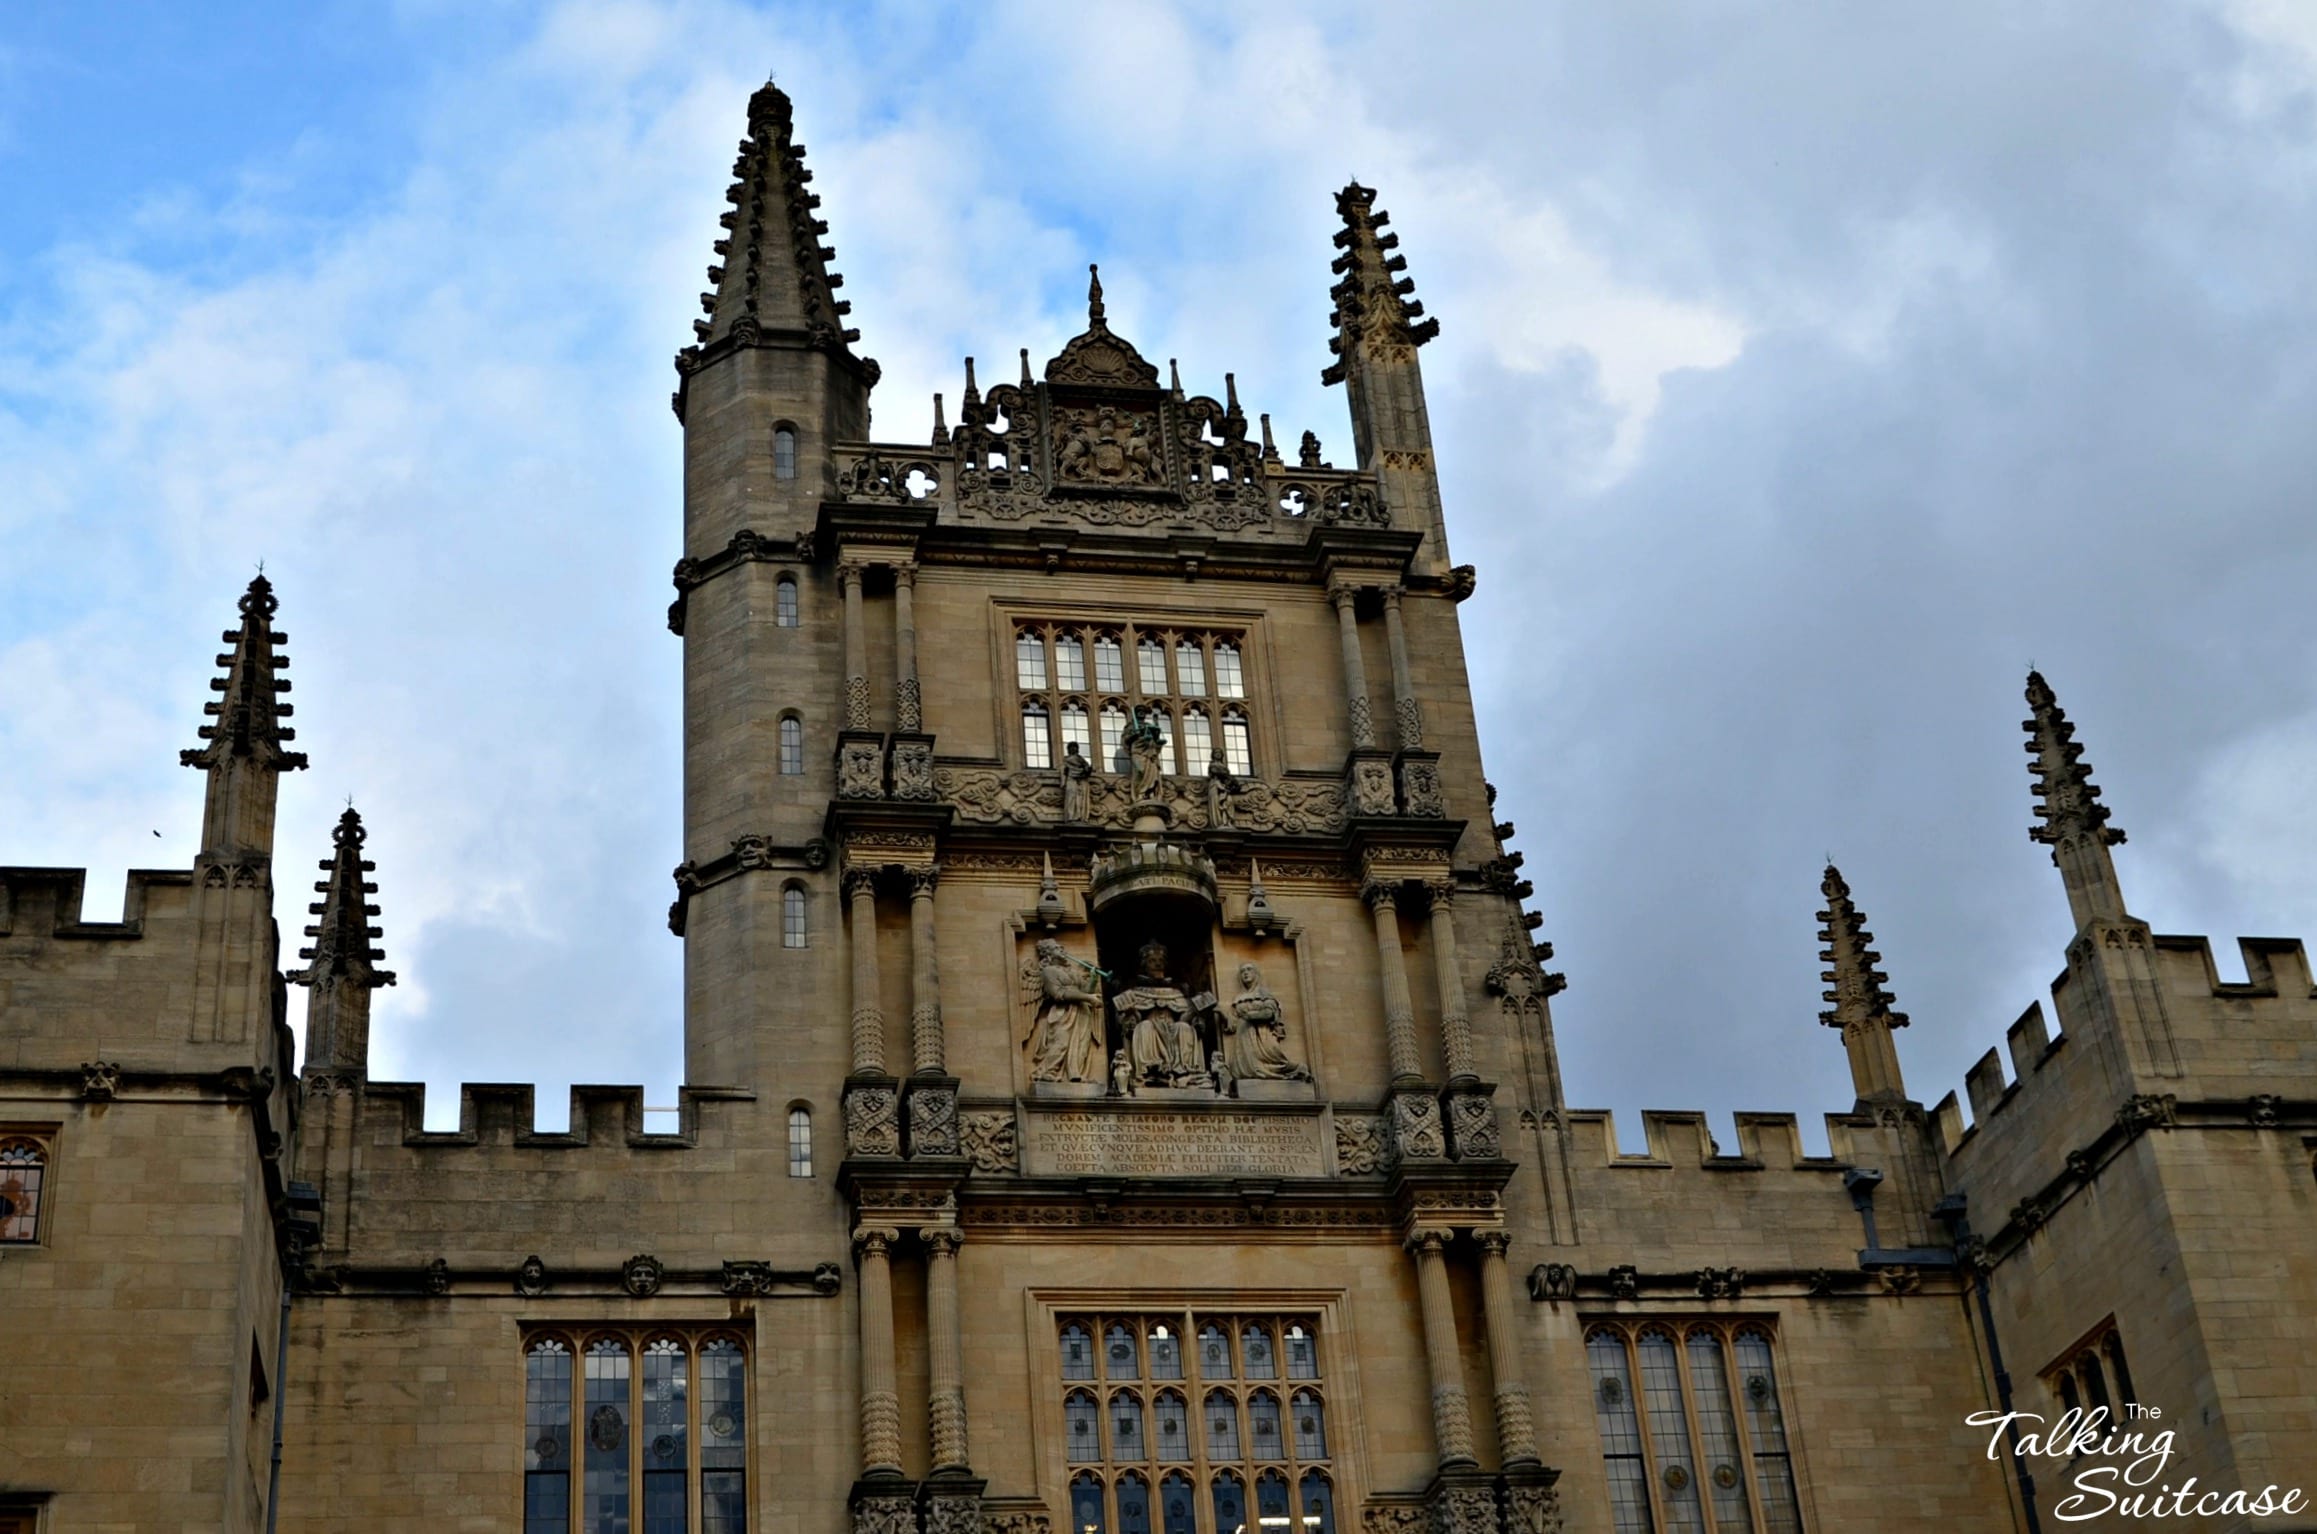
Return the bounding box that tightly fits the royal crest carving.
[1054,406,1162,487]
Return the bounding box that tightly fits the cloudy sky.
[7,2,2317,1145]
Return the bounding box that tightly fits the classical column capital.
[1379,584,1404,612]
[1423,879,1455,910]
[853,1225,900,1259]
[1405,1227,1452,1258]
[837,559,870,589]
[908,865,941,898]
[843,867,880,900]
[924,1227,964,1259]
[892,560,918,589]
[1363,879,1403,913]
[1475,1228,1512,1259]
[1328,579,1363,611]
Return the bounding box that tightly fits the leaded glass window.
[1586,1321,1805,1534]
[787,1107,812,1177]
[779,716,804,775]
[1059,1313,1333,1534]
[782,886,807,948]
[524,1329,749,1533]
[0,1138,47,1244]
[775,575,798,627]
[1013,623,1257,778]
[773,427,797,480]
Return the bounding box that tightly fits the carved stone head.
[1237,962,1262,990]
[1138,939,1169,981]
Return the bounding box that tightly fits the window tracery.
[1014,623,1253,776]
[525,1328,749,1533]
[1583,1320,1803,1534]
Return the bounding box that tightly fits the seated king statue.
[1113,938,1215,1090]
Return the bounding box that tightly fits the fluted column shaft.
[1382,586,1423,750]
[1368,884,1423,1082]
[1332,584,1377,751]
[846,871,886,1076]
[1427,884,1476,1082]
[855,1227,903,1476]
[909,867,944,1075]
[840,560,871,730]
[1477,1230,1539,1464]
[1409,1231,1477,1467]
[926,1228,970,1472]
[893,563,922,732]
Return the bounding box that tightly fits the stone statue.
[1222,962,1310,1082]
[1110,1047,1133,1097]
[1061,740,1093,822]
[1024,939,1105,1083]
[1114,939,1212,1089]
[1206,749,1240,829]
[1123,705,1165,801]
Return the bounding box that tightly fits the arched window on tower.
[779,715,804,775]
[788,1106,813,1176]
[773,426,798,480]
[782,886,807,949]
[776,575,799,627]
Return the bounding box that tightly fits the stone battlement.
[0,864,195,943]
[350,1079,755,1151]
[1564,1108,1869,1173]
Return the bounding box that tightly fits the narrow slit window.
[699,1338,748,1534]
[1220,708,1253,778]
[787,1107,812,1176]
[775,575,799,627]
[778,716,804,775]
[1024,701,1054,770]
[773,427,797,480]
[582,1340,634,1534]
[525,1339,573,1534]
[1733,1329,1801,1534]
[782,886,808,948]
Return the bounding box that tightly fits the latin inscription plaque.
[1022,1106,1327,1178]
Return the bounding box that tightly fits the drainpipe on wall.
[269,1181,323,1534]
[1937,1195,2041,1534]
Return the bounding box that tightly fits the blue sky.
[8,1,2317,1143]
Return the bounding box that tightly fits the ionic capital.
[1404,1227,1452,1258]
[924,1228,963,1259]
[853,1225,900,1259]
[1475,1228,1512,1259]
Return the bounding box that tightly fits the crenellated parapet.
[351,1079,756,1152]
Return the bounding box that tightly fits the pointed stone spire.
[1087,263,1107,329]
[2024,670,2129,928]
[293,807,396,1075]
[930,392,949,447]
[961,356,980,409]
[1818,864,1909,1103]
[688,82,860,358]
[1259,414,1280,463]
[1323,182,1437,387]
[180,574,308,861]
[1168,358,1184,401]
[1019,347,1034,388]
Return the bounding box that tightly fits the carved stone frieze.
[984,1512,1051,1534]
[1500,1483,1564,1534]
[1399,756,1445,818]
[852,1489,917,1534]
[1334,1114,1390,1175]
[1362,1506,1428,1534]
[1348,757,1396,817]
[959,1111,1019,1174]
[934,767,1349,835]
[1430,1483,1498,1534]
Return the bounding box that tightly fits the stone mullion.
[1476,1231,1539,1465]
[1426,883,1476,1083]
[893,563,921,731]
[846,871,886,1076]
[1330,584,1377,751]
[855,1226,904,1477]
[1381,586,1423,750]
[909,868,944,1075]
[1366,883,1424,1083]
[926,1228,969,1473]
[840,560,871,730]
[1407,1231,1477,1468]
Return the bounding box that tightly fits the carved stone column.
[840,559,872,730]
[855,1225,904,1477]
[1367,881,1423,1083]
[925,1228,970,1473]
[1476,1230,1540,1465]
[1408,1229,1477,1467]
[908,867,944,1075]
[1331,580,1377,751]
[1382,586,1423,750]
[846,870,887,1078]
[893,562,922,732]
[1426,882,1476,1083]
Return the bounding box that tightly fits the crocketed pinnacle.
[180,574,308,781]
[685,82,860,359]
[1818,865,1908,1033]
[1817,863,1910,1102]
[293,808,395,991]
[1323,181,1438,386]
[2023,669,2129,928]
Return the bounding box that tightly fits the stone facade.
[4,82,2314,1534]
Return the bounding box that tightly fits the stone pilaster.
[1426,882,1474,1082]
[908,866,945,1075]
[1408,1229,1477,1467]
[847,870,887,1078]
[841,559,872,730]
[1382,585,1423,750]
[1331,580,1377,751]
[893,561,922,732]
[925,1227,970,1473]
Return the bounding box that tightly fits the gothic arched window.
[1240,1324,1275,1379]
[1290,1391,1326,1459]
[1099,703,1130,774]
[779,715,804,775]
[1685,1329,1749,1531]
[1061,700,1092,762]
[1211,1472,1247,1534]
[1220,707,1253,778]
[1254,1470,1291,1528]
[1284,1324,1317,1380]
[775,574,799,627]
[1062,1323,1096,1381]
[787,1107,812,1177]
[773,426,798,480]
[582,1339,634,1531]
[1159,1471,1198,1534]
[1023,700,1054,770]
[1181,708,1212,776]
[1105,1324,1140,1378]
[1152,1390,1190,1461]
[642,1339,688,1528]
[699,1337,748,1532]
[1175,640,1207,697]
[1093,634,1125,692]
[1117,1473,1153,1534]
[1071,1474,1109,1534]
[525,1337,573,1530]
[1137,636,1168,694]
[1247,1391,1283,1459]
[1056,634,1087,690]
[1066,1391,1102,1463]
[782,886,807,948]
[1298,1472,1337,1534]
[1147,1323,1183,1380]
[1110,1391,1147,1461]
[1017,631,1049,690]
[1212,641,1245,699]
[1205,1390,1241,1460]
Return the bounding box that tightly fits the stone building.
[3,82,2313,1534]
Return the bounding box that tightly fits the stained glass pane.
[1111,1392,1147,1461]
[1284,1326,1317,1381]
[1206,1391,1241,1460]
[1063,1325,1096,1381]
[1248,1391,1283,1460]
[1154,1392,1190,1462]
[1198,1325,1231,1378]
[699,1339,748,1534]
[1255,1471,1291,1527]
[1212,1474,1247,1534]
[1638,1330,1704,1534]
[1160,1472,1197,1534]
[643,1340,689,1534]
[525,1336,573,1534]
[1117,1474,1152,1534]
[1586,1331,1653,1534]
[1299,1474,1336,1534]
[0,1141,45,1243]
[1291,1392,1326,1459]
[1106,1325,1141,1379]
[1057,635,1088,690]
[1072,1475,1110,1534]
[1732,1331,1800,1534]
[1068,1391,1103,1462]
[1686,1332,1751,1534]
[1241,1326,1276,1379]
[583,1339,632,1534]
[1149,1324,1183,1380]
